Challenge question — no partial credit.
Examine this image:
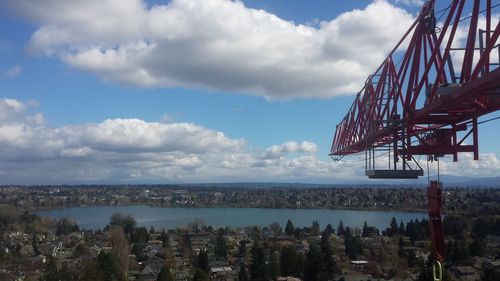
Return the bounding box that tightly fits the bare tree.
[110,226,129,274]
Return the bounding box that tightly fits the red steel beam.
[330,0,500,160]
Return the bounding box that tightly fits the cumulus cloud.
[0,98,340,183]
[263,141,317,159]
[2,0,415,99]
[0,98,498,184]
[444,14,500,74]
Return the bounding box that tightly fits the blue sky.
[0,0,499,184]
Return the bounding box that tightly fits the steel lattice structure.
[330,0,500,178]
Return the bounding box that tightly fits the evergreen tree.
[32,232,40,256]
[267,249,280,281]
[294,228,305,240]
[249,242,266,281]
[131,244,146,262]
[40,256,59,281]
[280,245,299,277]
[130,227,150,244]
[295,253,304,278]
[483,268,500,281]
[285,219,295,236]
[399,221,405,235]
[310,221,320,237]
[469,235,487,257]
[344,231,363,259]
[97,251,126,281]
[362,222,369,238]
[56,217,80,236]
[407,250,418,268]
[157,265,174,281]
[197,249,209,273]
[238,264,249,281]
[238,240,247,256]
[160,230,169,248]
[303,242,321,281]
[214,228,228,259]
[319,228,336,280]
[324,224,334,236]
[337,220,345,236]
[192,269,210,281]
[390,217,398,236]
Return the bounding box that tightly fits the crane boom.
[330,0,500,179]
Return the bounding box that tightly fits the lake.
[35,205,428,231]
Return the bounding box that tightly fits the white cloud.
[2,0,415,99]
[0,98,498,184]
[0,65,22,79]
[393,0,424,7]
[263,141,318,159]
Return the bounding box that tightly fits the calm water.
[35,206,427,231]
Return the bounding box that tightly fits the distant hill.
[179,176,500,188]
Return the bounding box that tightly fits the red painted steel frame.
[330,0,500,161]
[428,180,445,262]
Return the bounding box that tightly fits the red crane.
[329,0,499,278]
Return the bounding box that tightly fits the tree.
[320,228,337,280]
[197,249,209,273]
[407,250,418,268]
[109,226,129,274]
[303,242,321,281]
[285,219,295,236]
[109,213,136,235]
[131,227,150,243]
[310,221,320,237]
[189,218,204,233]
[81,258,105,281]
[131,243,145,262]
[483,268,500,281]
[214,228,228,259]
[337,220,345,236]
[160,230,169,248]
[269,222,281,236]
[267,250,280,281]
[469,235,487,257]
[193,269,210,281]
[40,256,59,281]
[362,222,369,238]
[390,217,398,236]
[399,221,405,235]
[97,251,126,281]
[157,265,174,281]
[324,224,334,236]
[280,245,300,277]
[344,231,363,259]
[238,264,249,281]
[238,240,247,256]
[32,232,40,256]
[56,217,80,236]
[249,243,266,281]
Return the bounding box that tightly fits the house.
[450,266,481,281]
[277,277,301,281]
[210,266,237,281]
[350,260,369,271]
[342,273,374,281]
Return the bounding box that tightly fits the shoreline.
[29,203,429,214]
